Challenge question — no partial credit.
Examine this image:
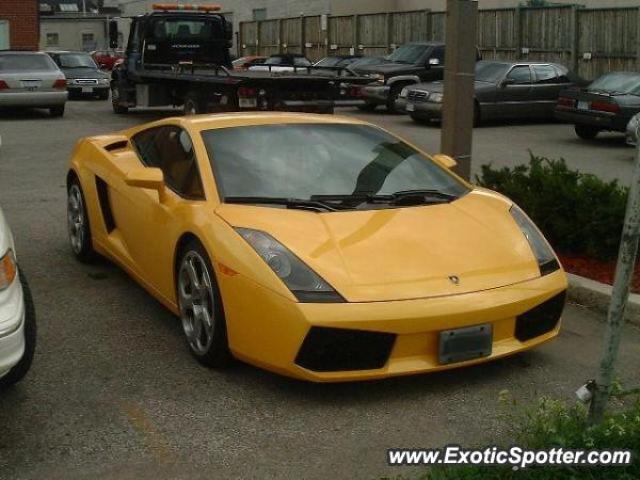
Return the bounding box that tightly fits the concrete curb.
[567,273,640,326]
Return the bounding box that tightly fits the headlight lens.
[236,228,344,303]
[0,249,17,290]
[66,79,74,85]
[370,73,385,84]
[399,87,409,98]
[510,206,560,276]
[429,92,444,103]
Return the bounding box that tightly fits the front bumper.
[0,278,26,378]
[362,84,390,105]
[406,100,443,119]
[554,107,627,132]
[0,91,67,108]
[221,269,568,382]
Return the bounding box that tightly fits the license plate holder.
[577,100,590,110]
[406,103,415,112]
[82,87,94,93]
[438,324,492,365]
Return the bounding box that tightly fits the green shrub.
[421,398,640,480]
[477,154,628,260]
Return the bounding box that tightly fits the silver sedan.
[0,51,68,117]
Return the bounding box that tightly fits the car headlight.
[510,205,560,276]
[236,228,344,303]
[399,87,409,98]
[428,92,443,103]
[0,249,17,291]
[66,79,74,85]
[99,78,110,85]
[370,73,385,84]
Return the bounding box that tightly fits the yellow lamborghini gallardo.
[67,113,567,382]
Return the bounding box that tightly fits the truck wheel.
[575,124,599,140]
[111,86,128,114]
[184,94,206,116]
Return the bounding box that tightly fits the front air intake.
[515,291,566,342]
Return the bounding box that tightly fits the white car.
[0,206,36,389]
[626,112,640,146]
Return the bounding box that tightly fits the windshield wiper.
[224,196,347,212]
[311,189,458,207]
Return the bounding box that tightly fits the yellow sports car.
[67,113,567,382]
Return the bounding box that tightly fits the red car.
[91,50,124,71]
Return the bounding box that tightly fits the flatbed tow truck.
[109,3,371,115]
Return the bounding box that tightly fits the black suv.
[354,42,447,113]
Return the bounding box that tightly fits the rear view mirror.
[432,154,457,169]
[500,78,514,88]
[108,20,119,49]
[428,58,441,67]
[125,167,166,201]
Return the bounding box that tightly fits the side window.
[554,65,572,84]
[132,126,205,199]
[507,65,531,84]
[532,64,559,84]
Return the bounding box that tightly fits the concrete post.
[440,0,478,180]
[589,128,640,424]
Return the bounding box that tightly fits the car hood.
[62,67,109,80]
[355,62,422,76]
[216,191,541,302]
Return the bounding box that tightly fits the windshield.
[0,54,57,72]
[589,72,640,94]
[202,124,468,204]
[57,54,97,69]
[387,44,428,64]
[475,61,510,82]
[150,18,221,41]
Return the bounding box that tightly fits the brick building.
[0,0,39,50]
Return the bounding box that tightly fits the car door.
[107,125,205,299]
[420,45,445,82]
[495,64,532,118]
[529,64,570,117]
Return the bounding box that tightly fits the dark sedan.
[46,51,110,100]
[403,61,582,125]
[555,71,640,140]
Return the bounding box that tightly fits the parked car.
[352,42,448,113]
[91,50,124,71]
[0,51,67,117]
[0,204,36,389]
[248,54,313,72]
[314,55,362,69]
[47,51,110,100]
[555,71,640,140]
[404,61,582,125]
[232,55,267,71]
[350,56,386,68]
[626,112,640,146]
[67,113,567,382]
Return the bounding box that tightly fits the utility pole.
[589,128,640,424]
[440,0,478,180]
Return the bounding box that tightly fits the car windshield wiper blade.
[224,196,346,212]
[311,189,458,206]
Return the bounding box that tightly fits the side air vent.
[104,140,129,152]
[95,176,116,233]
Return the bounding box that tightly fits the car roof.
[46,51,89,55]
[0,50,48,55]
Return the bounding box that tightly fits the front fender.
[387,75,420,87]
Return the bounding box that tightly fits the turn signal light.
[0,250,17,291]
[237,87,257,98]
[53,79,67,89]
[152,3,221,12]
[591,101,620,114]
[0,80,9,90]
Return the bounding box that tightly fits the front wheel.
[575,124,600,140]
[0,271,37,389]
[177,241,231,368]
[67,178,96,263]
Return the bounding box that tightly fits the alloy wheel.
[67,184,85,254]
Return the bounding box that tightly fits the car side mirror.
[432,154,457,169]
[500,78,515,88]
[108,20,119,49]
[428,58,441,67]
[125,167,166,201]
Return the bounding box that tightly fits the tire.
[357,103,377,112]
[176,240,231,368]
[183,93,206,116]
[575,124,600,140]
[67,177,96,263]
[97,90,109,101]
[0,270,37,389]
[50,105,65,117]
[111,85,128,114]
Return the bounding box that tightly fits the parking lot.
[0,101,639,480]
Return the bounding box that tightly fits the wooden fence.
[238,5,640,80]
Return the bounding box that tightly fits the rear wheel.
[50,105,65,117]
[177,240,231,368]
[0,271,37,390]
[575,124,600,140]
[67,178,96,263]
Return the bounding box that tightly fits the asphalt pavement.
[0,101,638,480]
